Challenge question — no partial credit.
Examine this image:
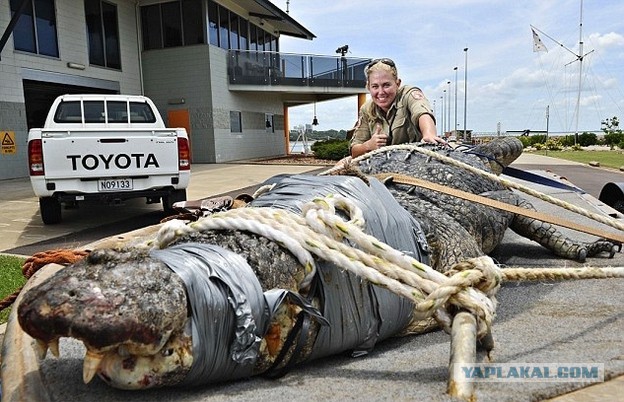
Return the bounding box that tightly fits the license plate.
[98,178,133,192]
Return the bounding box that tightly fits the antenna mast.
[531,0,594,144]
[573,0,584,145]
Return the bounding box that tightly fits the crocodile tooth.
[83,349,104,384]
[49,338,60,357]
[33,339,48,359]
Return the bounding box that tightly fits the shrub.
[529,135,547,146]
[311,139,350,160]
[545,138,562,150]
[559,135,576,147]
[518,136,531,148]
[578,132,598,146]
[604,132,624,148]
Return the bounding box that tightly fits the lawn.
[533,149,624,170]
[0,254,27,324]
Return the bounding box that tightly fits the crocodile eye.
[161,348,174,357]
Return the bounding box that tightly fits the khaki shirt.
[350,86,435,150]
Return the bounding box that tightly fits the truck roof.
[41,94,165,129]
[55,94,152,103]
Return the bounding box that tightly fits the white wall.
[0,0,143,179]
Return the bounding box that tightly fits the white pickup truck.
[27,94,191,224]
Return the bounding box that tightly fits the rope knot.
[301,195,365,240]
[445,256,502,297]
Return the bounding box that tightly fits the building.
[0,0,369,180]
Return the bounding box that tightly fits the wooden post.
[447,311,477,400]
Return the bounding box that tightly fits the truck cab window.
[107,101,128,123]
[54,101,82,123]
[83,101,105,122]
[129,102,157,123]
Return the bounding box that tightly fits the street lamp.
[446,80,451,135]
[463,47,468,141]
[440,95,444,137]
[453,66,458,137]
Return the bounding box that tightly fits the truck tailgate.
[41,130,180,179]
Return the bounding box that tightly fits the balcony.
[228,50,370,90]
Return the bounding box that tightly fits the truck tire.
[163,189,187,214]
[598,182,624,214]
[40,197,62,224]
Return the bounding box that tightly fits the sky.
[274,0,624,135]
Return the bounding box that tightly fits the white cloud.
[277,0,624,134]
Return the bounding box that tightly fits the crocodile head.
[17,248,193,389]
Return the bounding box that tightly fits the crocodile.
[15,137,619,390]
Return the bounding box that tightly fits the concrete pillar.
[283,105,289,154]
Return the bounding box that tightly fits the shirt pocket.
[391,115,407,132]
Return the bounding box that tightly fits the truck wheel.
[163,189,187,214]
[599,182,624,214]
[40,197,62,224]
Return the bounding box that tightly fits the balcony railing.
[228,50,370,88]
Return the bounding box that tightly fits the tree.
[601,116,624,149]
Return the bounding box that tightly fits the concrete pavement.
[1,153,624,401]
[0,163,324,253]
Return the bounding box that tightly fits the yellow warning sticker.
[1,131,16,154]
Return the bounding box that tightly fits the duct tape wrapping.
[150,243,267,385]
[151,243,328,386]
[251,174,429,358]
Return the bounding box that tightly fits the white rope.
[154,195,499,337]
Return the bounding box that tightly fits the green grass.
[0,255,27,324]
[533,149,624,170]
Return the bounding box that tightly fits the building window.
[141,0,204,50]
[230,111,242,133]
[10,0,59,57]
[208,0,219,46]
[229,13,239,50]
[182,0,203,45]
[141,4,161,50]
[248,24,257,51]
[218,6,229,49]
[85,0,121,69]
[162,2,182,47]
[239,19,248,50]
[207,0,276,52]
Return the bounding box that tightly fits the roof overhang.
[238,0,316,40]
[228,85,366,107]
